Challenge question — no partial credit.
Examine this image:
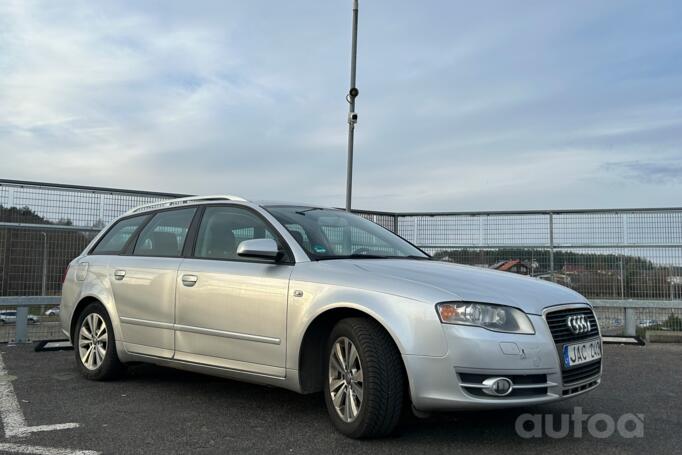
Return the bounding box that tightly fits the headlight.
[436,302,535,334]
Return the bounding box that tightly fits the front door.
[174,205,292,377]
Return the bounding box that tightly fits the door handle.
[181,274,198,287]
[114,270,126,281]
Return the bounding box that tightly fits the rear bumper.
[405,314,602,411]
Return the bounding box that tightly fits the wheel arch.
[297,306,408,394]
[69,296,104,341]
[69,294,123,355]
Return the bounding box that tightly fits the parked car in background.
[45,307,60,316]
[0,311,39,324]
[61,195,603,438]
[638,319,660,328]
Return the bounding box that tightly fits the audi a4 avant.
[61,195,602,438]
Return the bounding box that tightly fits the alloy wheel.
[328,336,364,423]
[78,313,108,370]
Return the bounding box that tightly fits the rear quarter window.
[92,215,148,255]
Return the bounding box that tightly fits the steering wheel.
[351,247,372,255]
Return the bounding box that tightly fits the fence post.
[392,214,398,234]
[99,193,105,225]
[41,232,47,296]
[413,218,418,244]
[15,306,29,343]
[478,217,483,246]
[624,307,636,337]
[620,255,625,299]
[549,212,555,282]
[1,230,10,296]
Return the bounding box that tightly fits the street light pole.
[345,0,359,211]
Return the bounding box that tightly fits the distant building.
[536,272,572,286]
[490,259,531,275]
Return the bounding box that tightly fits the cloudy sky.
[1,1,681,211]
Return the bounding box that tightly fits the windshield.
[264,206,429,260]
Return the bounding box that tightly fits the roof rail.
[125,195,248,215]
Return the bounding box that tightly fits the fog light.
[481,377,514,396]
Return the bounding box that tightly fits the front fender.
[286,281,447,370]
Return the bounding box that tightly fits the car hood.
[346,259,588,315]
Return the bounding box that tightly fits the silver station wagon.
[61,195,602,438]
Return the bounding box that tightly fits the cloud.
[602,160,682,184]
[1,0,681,211]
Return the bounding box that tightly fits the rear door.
[108,208,197,358]
[174,205,293,377]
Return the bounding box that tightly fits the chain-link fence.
[357,209,682,337]
[2,178,681,342]
[0,179,183,342]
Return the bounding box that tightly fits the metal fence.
[1,178,681,342]
[357,209,682,337]
[0,179,183,342]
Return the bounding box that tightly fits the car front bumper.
[405,314,602,412]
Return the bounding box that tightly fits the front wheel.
[74,303,124,380]
[323,317,405,438]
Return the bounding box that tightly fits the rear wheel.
[74,303,124,380]
[323,317,404,438]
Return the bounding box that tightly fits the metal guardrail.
[2,178,682,342]
[0,296,62,343]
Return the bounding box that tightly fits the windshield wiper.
[317,254,389,260]
[316,254,432,261]
[395,255,432,260]
[294,207,324,216]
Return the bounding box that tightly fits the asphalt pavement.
[0,343,679,454]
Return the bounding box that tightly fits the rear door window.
[133,208,196,257]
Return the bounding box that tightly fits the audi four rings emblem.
[567,314,591,334]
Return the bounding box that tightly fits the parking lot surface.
[0,343,679,454]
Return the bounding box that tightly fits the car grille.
[545,307,600,344]
[561,359,601,385]
[562,379,599,396]
[545,306,602,388]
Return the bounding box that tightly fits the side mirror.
[237,239,280,260]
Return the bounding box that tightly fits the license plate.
[563,339,602,367]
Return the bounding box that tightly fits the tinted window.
[195,206,281,261]
[284,223,311,251]
[133,208,196,257]
[92,215,148,255]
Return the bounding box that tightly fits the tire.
[74,302,124,380]
[323,317,405,438]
